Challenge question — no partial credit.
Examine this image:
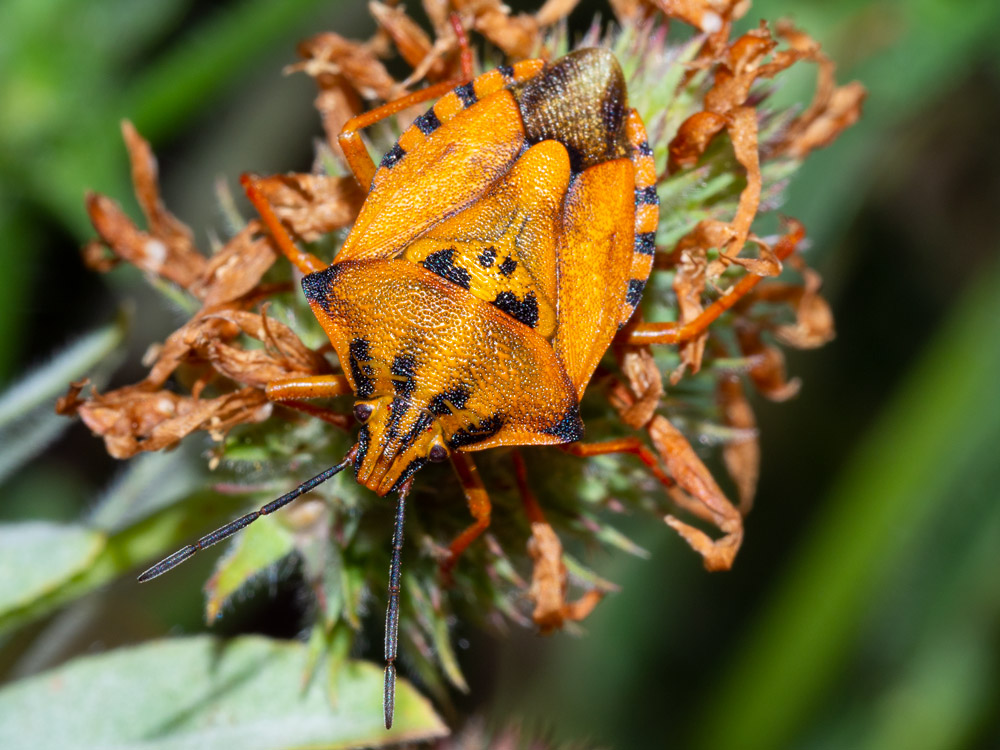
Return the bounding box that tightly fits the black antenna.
[138,449,356,583]
[383,478,413,730]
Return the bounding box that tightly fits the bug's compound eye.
[428,444,449,463]
[353,403,373,423]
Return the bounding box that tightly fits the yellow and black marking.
[619,108,659,326]
[374,60,544,179]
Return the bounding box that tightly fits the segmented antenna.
[383,479,413,730]
[137,449,356,582]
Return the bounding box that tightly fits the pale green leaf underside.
[0,635,449,750]
[0,522,104,617]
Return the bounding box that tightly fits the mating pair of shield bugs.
[138,44,797,729]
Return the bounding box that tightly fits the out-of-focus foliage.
[1,0,999,748]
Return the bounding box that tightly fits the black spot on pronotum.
[477,247,497,268]
[391,354,417,396]
[414,109,441,135]
[349,338,375,398]
[380,143,405,169]
[300,265,341,311]
[498,64,515,82]
[421,248,471,290]
[541,405,584,443]
[428,385,473,416]
[635,186,659,206]
[492,291,539,328]
[636,140,654,157]
[635,232,656,256]
[448,415,504,450]
[498,257,518,277]
[455,82,477,108]
[625,279,646,308]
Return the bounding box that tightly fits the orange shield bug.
[141,47,721,729]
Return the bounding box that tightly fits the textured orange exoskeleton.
[149,49,667,728]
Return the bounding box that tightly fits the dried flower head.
[60,0,862,720]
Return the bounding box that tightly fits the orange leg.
[512,450,546,524]
[561,438,675,490]
[622,220,805,346]
[442,451,491,576]
[241,174,326,275]
[338,13,474,190]
[265,374,352,401]
[265,374,354,430]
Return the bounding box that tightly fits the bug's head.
[301,259,584,496]
[349,395,457,496]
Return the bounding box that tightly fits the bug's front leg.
[265,374,354,429]
[338,15,474,191]
[440,451,491,579]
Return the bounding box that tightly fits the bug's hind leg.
[338,14,474,191]
[622,220,805,346]
[440,451,491,579]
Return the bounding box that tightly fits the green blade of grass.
[693,254,1000,749]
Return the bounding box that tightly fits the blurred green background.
[1,0,999,747]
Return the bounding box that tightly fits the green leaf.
[0,635,448,749]
[0,523,105,618]
[204,514,296,622]
[0,315,126,483]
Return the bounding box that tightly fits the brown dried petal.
[469,5,541,60]
[121,121,196,259]
[207,309,330,377]
[648,415,743,571]
[527,521,603,633]
[86,193,205,290]
[652,0,728,33]
[144,315,239,388]
[722,106,763,262]
[616,346,664,428]
[717,374,759,513]
[737,324,801,401]
[780,81,866,160]
[295,32,399,101]
[78,386,271,459]
[251,174,365,242]
[193,225,277,307]
[370,1,437,73]
[670,241,711,381]
[55,379,89,417]
[668,111,728,171]
[704,26,776,114]
[535,0,581,27]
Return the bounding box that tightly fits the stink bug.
[139,46,788,729]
